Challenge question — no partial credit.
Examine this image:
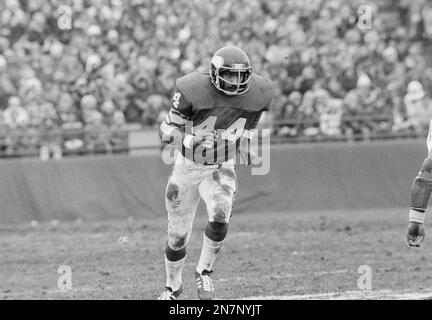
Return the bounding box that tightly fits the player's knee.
[205,221,228,242]
[211,199,232,223]
[167,231,189,251]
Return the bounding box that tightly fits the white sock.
[196,233,223,275]
[165,255,186,292]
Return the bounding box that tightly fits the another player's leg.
[159,168,201,300]
[406,155,432,247]
[196,165,237,300]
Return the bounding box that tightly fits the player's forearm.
[409,169,432,223]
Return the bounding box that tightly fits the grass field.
[1,208,432,300]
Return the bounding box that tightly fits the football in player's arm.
[157,46,274,300]
[160,89,218,154]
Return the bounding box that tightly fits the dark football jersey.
[162,72,274,164]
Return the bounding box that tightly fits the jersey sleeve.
[262,83,275,111]
[167,89,193,125]
[262,96,273,111]
[247,111,263,130]
[160,88,193,143]
[239,111,264,141]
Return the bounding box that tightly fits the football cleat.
[195,270,215,300]
[158,286,183,300]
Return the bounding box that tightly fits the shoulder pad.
[247,74,275,111]
[175,72,212,106]
[251,73,274,96]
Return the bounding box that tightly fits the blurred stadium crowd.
[0,0,432,157]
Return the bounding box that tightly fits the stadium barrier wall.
[0,139,428,224]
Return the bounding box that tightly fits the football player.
[157,46,274,300]
[406,119,432,247]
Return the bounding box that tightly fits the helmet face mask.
[210,47,252,96]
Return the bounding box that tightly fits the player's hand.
[193,128,216,148]
[406,222,425,247]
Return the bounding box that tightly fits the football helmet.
[210,46,252,96]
